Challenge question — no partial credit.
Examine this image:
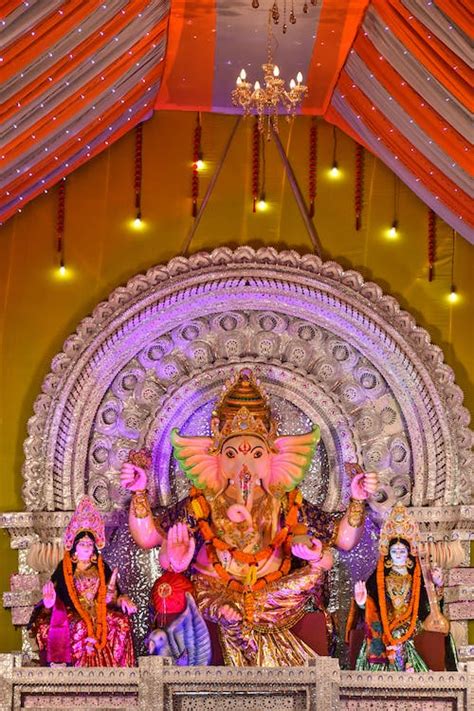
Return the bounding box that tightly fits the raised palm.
[120,462,147,492]
[167,523,195,573]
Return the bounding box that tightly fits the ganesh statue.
[120,369,378,666]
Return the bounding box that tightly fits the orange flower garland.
[376,555,421,647]
[63,549,108,651]
[189,486,305,594]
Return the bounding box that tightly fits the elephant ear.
[171,428,224,494]
[268,427,320,492]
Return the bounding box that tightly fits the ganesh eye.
[253,449,263,459]
[225,450,236,459]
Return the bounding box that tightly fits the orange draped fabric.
[2,18,167,165]
[1,1,94,79]
[3,62,163,200]
[155,0,216,112]
[433,0,472,37]
[336,73,473,226]
[353,35,471,172]
[303,0,369,114]
[1,0,153,118]
[372,0,472,107]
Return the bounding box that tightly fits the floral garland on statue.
[189,487,307,593]
[63,549,108,651]
[376,555,421,647]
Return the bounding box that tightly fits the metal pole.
[182,116,241,256]
[271,125,323,257]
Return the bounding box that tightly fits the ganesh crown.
[379,502,420,556]
[63,496,106,551]
[210,369,278,452]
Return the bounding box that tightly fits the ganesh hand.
[118,594,137,614]
[350,471,378,500]
[120,462,147,492]
[219,604,241,625]
[42,581,56,609]
[167,522,196,573]
[292,537,323,562]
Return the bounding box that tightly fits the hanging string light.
[308,117,318,217]
[56,177,66,275]
[448,229,458,303]
[133,122,143,228]
[427,208,436,281]
[257,131,267,210]
[191,113,202,217]
[388,173,399,237]
[252,117,260,212]
[329,125,340,178]
[354,143,364,230]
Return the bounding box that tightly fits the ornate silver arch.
[22,247,472,515]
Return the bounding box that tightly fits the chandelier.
[251,0,319,33]
[231,12,308,135]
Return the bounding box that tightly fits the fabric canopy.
[1,0,472,242]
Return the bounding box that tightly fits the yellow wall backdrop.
[0,112,472,651]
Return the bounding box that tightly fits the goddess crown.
[378,502,420,556]
[209,369,278,452]
[63,496,106,551]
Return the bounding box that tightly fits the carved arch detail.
[22,247,472,514]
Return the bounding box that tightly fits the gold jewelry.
[406,557,414,569]
[384,558,393,569]
[71,553,78,563]
[131,490,152,519]
[347,497,366,528]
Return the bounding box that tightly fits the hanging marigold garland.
[56,178,66,268]
[252,116,260,212]
[134,122,143,221]
[189,486,308,594]
[428,208,436,281]
[191,113,202,217]
[308,117,318,218]
[355,143,364,231]
[63,550,108,651]
[376,555,421,647]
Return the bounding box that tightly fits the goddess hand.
[167,523,196,573]
[42,580,56,609]
[117,594,137,614]
[350,471,378,500]
[84,636,97,655]
[120,462,147,492]
[292,537,323,562]
[354,580,367,607]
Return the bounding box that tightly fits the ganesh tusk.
[226,504,253,529]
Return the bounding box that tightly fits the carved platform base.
[0,656,471,711]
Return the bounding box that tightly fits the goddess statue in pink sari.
[121,369,377,666]
[29,497,137,667]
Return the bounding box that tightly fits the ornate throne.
[1,248,472,709]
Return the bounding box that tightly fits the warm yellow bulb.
[257,199,267,211]
[58,265,66,276]
[131,216,145,231]
[196,159,204,170]
[389,226,397,237]
[448,289,459,304]
[329,162,340,178]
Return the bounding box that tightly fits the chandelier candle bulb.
[296,72,303,84]
[240,69,247,80]
[254,81,261,91]
[273,65,280,77]
[290,79,296,89]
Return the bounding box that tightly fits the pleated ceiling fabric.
[1,0,170,223]
[1,0,472,242]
